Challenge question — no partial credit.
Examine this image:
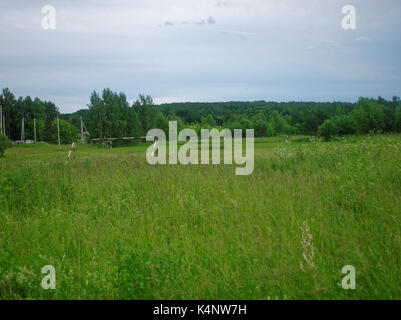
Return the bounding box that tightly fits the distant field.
[1,134,401,299]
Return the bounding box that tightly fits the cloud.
[220,29,256,37]
[216,0,229,7]
[207,16,216,24]
[196,17,216,25]
[305,40,339,51]
[0,0,400,112]
[322,40,338,48]
[153,95,197,104]
[355,36,371,42]
[161,17,215,27]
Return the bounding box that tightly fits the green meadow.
[0,134,400,299]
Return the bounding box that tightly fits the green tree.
[332,114,356,135]
[353,98,385,133]
[240,118,252,130]
[318,119,336,140]
[88,91,106,138]
[154,111,168,132]
[134,94,156,134]
[43,101,59,142]
[167,114,183,132]
[49,119,79,144]
[252,112,268,137]
[128,109,143,137]
[265,122,275,137]
[317,114,356,140]
[268,110,285,134]
[201,114,217,127]
[0,88,17,139]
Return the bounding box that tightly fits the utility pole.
[57,114,61,146]
[34,118,37,142]
[81,116,84,142]
[0,104,2,135]
[21,117,25,142]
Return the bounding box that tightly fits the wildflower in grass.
[300,221,315,271]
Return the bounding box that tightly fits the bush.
[0,133,12,157]
[318,119,336,141]
[318,115,356,140]
[333,115,356,135]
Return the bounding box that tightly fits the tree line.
[1,87,401,144]
[0,88,78,144]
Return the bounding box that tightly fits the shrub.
[317,119,336,141]
[318,115,356,140]
[333,114,356,135]
[0,133,12,157]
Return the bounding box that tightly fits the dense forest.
[1,87,401,143]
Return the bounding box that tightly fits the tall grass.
[0,135,400,299]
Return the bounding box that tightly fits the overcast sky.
[0,0,400,113]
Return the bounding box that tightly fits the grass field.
[1,134,401,299]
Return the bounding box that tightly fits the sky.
[0,0,400,113]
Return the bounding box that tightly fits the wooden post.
[66,142,76,164]
[151,136,158,157]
